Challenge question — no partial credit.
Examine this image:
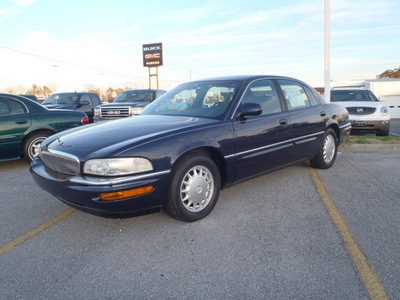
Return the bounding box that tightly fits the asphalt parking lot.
[1,147,399,299]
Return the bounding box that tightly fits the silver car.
[331,87,390,136]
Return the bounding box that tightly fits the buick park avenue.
[31,76,351,222]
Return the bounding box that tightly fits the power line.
[0,44,147,80]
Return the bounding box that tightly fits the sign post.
[143,43,163,89]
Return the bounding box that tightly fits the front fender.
[118,121,235,172]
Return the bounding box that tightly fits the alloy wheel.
[180,165,214,212]
[323,134,336,163]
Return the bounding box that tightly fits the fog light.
[100,186,154,201]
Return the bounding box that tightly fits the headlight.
[131,107,144,115]
[94,107,101,116]
[83,158,153,176]
[380,106,389,116]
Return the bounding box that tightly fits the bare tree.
[8,84,27,94]
[377,66,400,79]
[26,84,41,95]
[42,86,52,96]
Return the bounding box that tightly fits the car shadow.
[0,158,29,172]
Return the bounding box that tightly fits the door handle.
[15,120,28,124]
[279,119,289,125]
[320,111,327,117]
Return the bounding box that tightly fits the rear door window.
[81,94,92,105]
[0,98,9,117]
[0,98,26,116]
[303,86,319,106]
[90,94,101,105]
[9,99,26,115]
[277,80,311,110]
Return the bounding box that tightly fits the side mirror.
[79,100,91,107]
[237,102,262,120]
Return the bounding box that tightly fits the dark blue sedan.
[31,76,351,222]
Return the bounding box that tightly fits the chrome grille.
[100,106,130,119]
[347,107,376,115]
[41,149,80,176]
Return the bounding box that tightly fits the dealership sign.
[142,43,163,67]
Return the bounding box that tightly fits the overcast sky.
[1,0,399,92]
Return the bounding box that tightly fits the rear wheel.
[23,132,51,163]
[310,128,337,169]
[164,154,221,222]
[377,130,389,137]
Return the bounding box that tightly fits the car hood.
[332,101,381,109]
[45,114,217,160]
[100,102,150,108]
[44,104,77,110]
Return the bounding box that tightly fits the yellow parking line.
[307,164,390,300]
[0,208,76,256]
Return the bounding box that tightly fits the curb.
[339,143,400,152]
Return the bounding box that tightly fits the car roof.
[50,92,96,95]
[122,89,165,92]
[331,87,368,91]
[194,75,276,81]
[192,75,313,84]
[0,93,36,99]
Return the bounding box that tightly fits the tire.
[23,132,51,163]
[310,128,337,169]
[377,130,389,137]
[164,154,221,222]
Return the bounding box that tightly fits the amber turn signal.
[100,186,154,201]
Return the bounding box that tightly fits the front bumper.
[30,160,170,217]
[339,122,352,145]
[349,115,390,134]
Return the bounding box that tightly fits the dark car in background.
[0,94,88,162]
[19,94,40,102]
[42,92,102,123]
[31,76,350,222]
[94,89,166,122]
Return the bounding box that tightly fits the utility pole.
[324,0,331,102]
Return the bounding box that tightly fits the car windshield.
[42,93,79,105]
[114,90,154,103]
[331,90,378,102]
[141,80,243,120]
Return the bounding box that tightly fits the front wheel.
[23,132,51,163]
[310,128,337,169]
[164,154,221,222]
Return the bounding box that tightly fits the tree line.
[377,66,400,79]
[4,66,398,97]
[84,84,132,99]
[4,84,132,100]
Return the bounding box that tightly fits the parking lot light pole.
[324,0,331,103]
[51,64,59,93]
